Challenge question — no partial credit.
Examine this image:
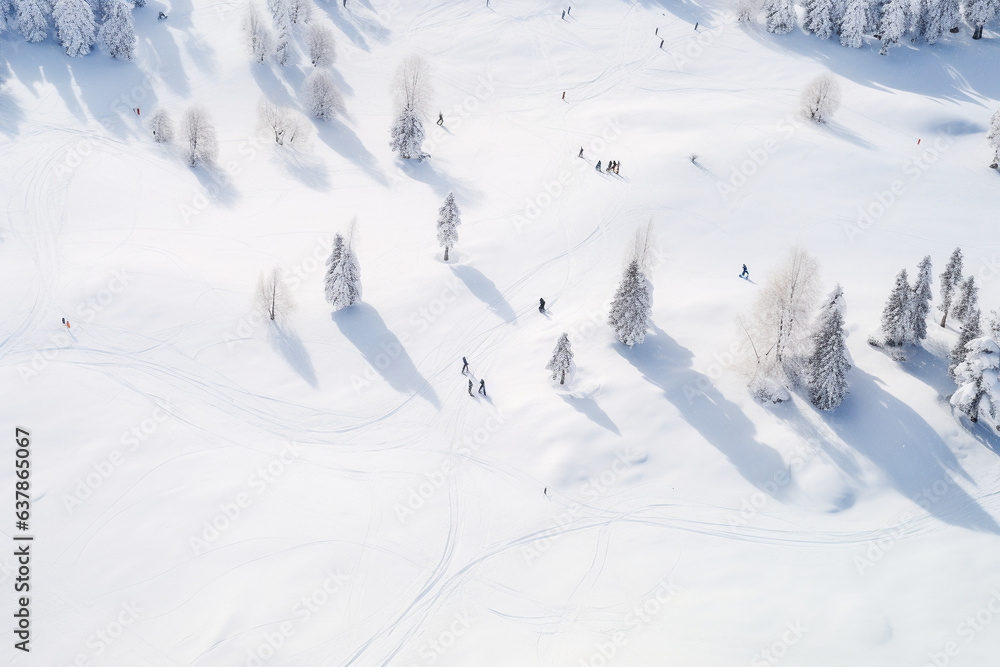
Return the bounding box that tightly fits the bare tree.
[182,106,219,167]
[305,21,336,66]
[303,70,344,120]
[147,106,173,144]
[244,2,273,64]
[800,73,842,123]
[256,265,295,322]
[287,0,310,23]
[257,97,310,146]
[393,55,432,118]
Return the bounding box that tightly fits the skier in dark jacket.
[468,379,474,396]
[478,379,487,396]
[539,297,546,312]
[462,357,469,374]
[595,160,602,172]
[740,264,749,279]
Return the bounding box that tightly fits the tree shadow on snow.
[316,3,372,51]
[821,367,1000,533]
[814,119,876,151]
[900,343,956,398]
[560,393,621,435]
[333,304,441,408]
[273,150,331,191]
[192,165,239,207]
[449,265,517,324]
[269,323,318,388]
[619,326,791,498]
[400,159,482,204]
[314,118,387,186]
[136,3,192,96]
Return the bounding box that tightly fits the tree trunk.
[443,246,449,262]
[940,313,948,328]
[560,371,565,385]
[973,24,983,39]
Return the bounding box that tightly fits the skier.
[694,22,699,30]
[740,264,749,279]
[595,160,602,172]
[655,27,658,35]
[62,317,65,325]
[562,92,566,100]
[561,9,565,18]
[660,38,664,48]
[66,320,71,329]
[468,379,474,396]
[158,11,167,18]
[539,297,546,312]
[578,147,584,158]
[478,379,487,396]
[462,357,469,374]
[614,161,620,174]
[567,6,571,13]
[437,113,444,126]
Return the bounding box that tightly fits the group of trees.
[145,105,219,167]
[759,0,999,52]
[6,0,136,59]
[868,254,934,355]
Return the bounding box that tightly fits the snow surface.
[2,1,1000,665]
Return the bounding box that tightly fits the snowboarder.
[468,379,474,396]
[740,264,749,279]
[539,297,546,312]
[462,356,469,374]
[567,6,571,13]
[158,11,167,18]
[478,379,487,396]
[595,160,602,171]
[437,113,444,126]
[578,147,584,158]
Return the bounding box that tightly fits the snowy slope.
[2,0,1000,665]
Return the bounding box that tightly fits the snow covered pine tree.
[987,109,1000,168]
[326,229,361,310]
[950,308,982,377]
[950,276,979,329]
[608,223,654,347]
[878,0,908,54]
[389,57,432,160]
[762,0,796,33]
[909,255,933,343]
[436,193,461,262]
[938,247,963,327]
[840,0,868,47]
[14,0,48,43]
[98,0,136,60]
[324,233,344,297]
[53,0,96,57]
[807,285,851,410]
[952,329,1000,425]
[804,0,836,39]
[546,333,574,385]
[871,269,911,352]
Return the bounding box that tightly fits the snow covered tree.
[966,0,999,38]
[244,2,273,64]
[305,21,335,66]
[436,192,460,262]
[389,106,427,160]
[909,255,933,343]
[98,0,135,60]
[987,109,1000,168]
[950,275,979,327]
[872,269,911,348]
[258,97,309,147]
[267,0,291,66]
[546,333,574,385]
[744,247,822,396]
[878,0,908,53]
[762,0,796,32]
[303,69,344,121]
[950,308,982,377]
[804,0,836,38]
[14,0,48,42]
[840,0,869,47]
[608,224,654,347]
[922,0,947,42]
[287,0,309,23]
[255,265,294,322]
[800,74,842,122]
[53,0,95,57]
[807,285,851,410]
[940,0,961,32]
[182,105,218,167]
[326,228,361,310]
[938,247,963,327]
[389,56,432,160]
[323,233,344,301]
[147,106,173,143]
[952,334,1000,424]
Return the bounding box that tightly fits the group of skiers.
[596,160,621,175]
[461,357,487,396]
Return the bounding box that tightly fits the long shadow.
[71,57,155,140]
[274,150,332,191]
[560,394,621,435]
[269,323,318,388]
[314,117,387,185]
[137,4,191,96]
[5,42,87,122]
[619,326,790,497]
[317,2,371,51]
[333,304,441,408]
[0,88,26,137]
[823,367,1000,533]
[449,265,516,324]
[192,165,239,207]
[816,119,876,151]
[399,159,482,204]
[901,344,955,398]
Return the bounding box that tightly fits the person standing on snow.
[437,113,444,126]
[578,147,584,158]
[478,379,487,396]
[539,297,546,312]
[462,357,469,374]
[595,160,602,172]
[740,264,749,279]
[468,379,474,396]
